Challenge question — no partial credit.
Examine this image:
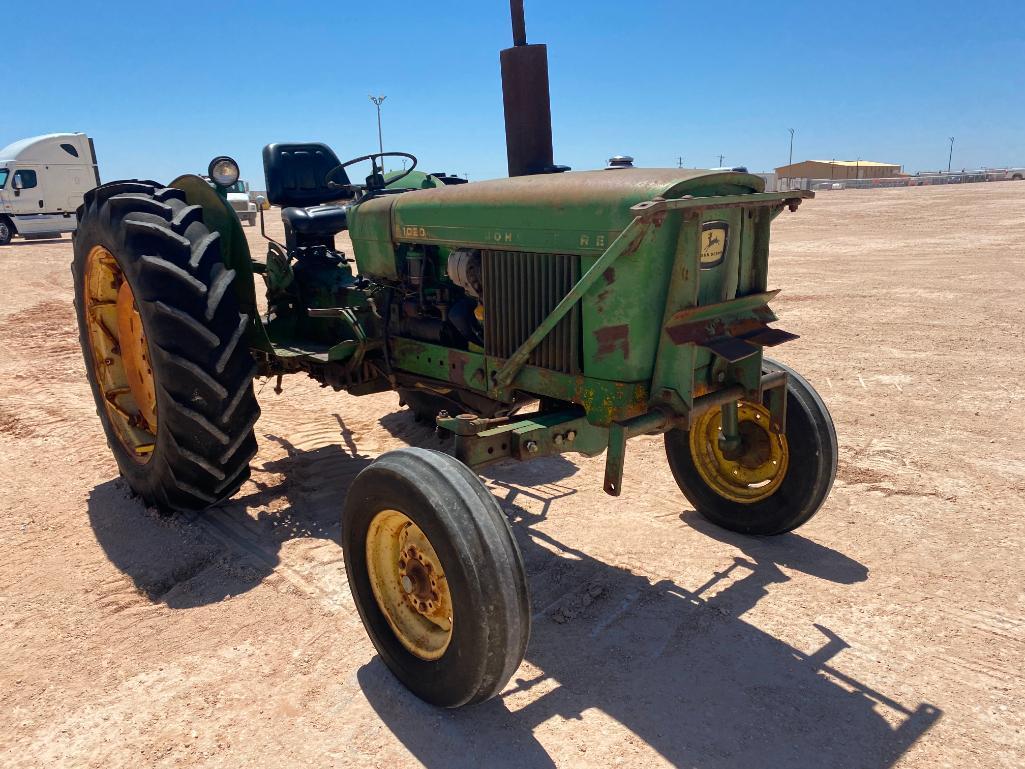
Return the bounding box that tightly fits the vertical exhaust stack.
[501,0,555,177]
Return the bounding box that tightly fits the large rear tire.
[665,358,837,535]
[72,180,260,512]
[343,448,530,707]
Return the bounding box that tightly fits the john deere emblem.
[700,222,728,268]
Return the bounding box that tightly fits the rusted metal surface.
[631,189,813,217]
[594,324,630,360]
[375,169,767,259]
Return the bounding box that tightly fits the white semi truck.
[0,133,100,245]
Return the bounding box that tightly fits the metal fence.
[779,170,1022,192]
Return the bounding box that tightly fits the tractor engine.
[390,247,486,351]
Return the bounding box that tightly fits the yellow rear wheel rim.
[690,401,788,504]
[83,245,158,463]
[365,509,453,660]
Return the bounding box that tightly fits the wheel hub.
[690,401,788,503]
[365,509,453,660]
[115,280,158,431]
[82,245,158,462]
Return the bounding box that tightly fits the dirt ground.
[1,180,1023,768]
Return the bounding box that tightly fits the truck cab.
[201,175,258,226]
[0,133,100,245]
[224,179,258,225]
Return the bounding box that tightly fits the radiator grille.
[482,250,580,374]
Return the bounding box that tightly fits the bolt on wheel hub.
[690,400,788,503]
[365,509,453,660]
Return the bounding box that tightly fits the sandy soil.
[1,181,1023,768]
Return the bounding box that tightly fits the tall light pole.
[717,154,725,167]
[947,136,955,173]
[788,128,795,166]
[370,94,387,159]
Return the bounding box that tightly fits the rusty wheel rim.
[83,245,158,462]
[365,509,453,660]
[689,401,788,504]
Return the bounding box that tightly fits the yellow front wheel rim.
[365,509,453,660]
[83,245,158,463]
[690,401,788,504]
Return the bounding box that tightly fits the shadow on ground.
[357,489,939,769]
[87,406,940,767]
[86,414,373,608]
[4,237,67,246]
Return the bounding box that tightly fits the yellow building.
[775,159,902,181]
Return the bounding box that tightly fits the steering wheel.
[326,152,418,194]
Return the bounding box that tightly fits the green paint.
[185,164,810,492]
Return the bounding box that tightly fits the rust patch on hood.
[594,324,630,360]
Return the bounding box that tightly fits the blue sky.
[7,1,1024,183]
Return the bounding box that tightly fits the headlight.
[208,156,240,187]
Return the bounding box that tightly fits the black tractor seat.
[281,204,348,237]
[263,142,354,249]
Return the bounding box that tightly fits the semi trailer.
[0,132,99,245]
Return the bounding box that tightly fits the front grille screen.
[482,250,580,374]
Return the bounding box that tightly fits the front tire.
[0,217,13,245]
[73,180,261,512]
[665,358,837,535]
[343,448,530,707]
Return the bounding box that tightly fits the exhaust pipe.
[501,1,557,177]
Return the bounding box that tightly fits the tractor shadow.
[86,405,579,610]
[4,237,67,246]
[86,413,377,609]
[357,491,940,769]
[86,406,940,766]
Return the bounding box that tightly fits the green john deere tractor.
[72,2,836,707]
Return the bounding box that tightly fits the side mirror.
[255,195,266,210]
[12,177,23,191]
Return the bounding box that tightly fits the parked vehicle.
[224,179,258,225]
[71,4,834,708]
[0,133,99,245]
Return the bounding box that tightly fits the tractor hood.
[350,169,764,267]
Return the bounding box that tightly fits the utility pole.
[717,154,725,167]
[947,136,955,173]
[788,128,795,166]
[370,94,387,160]
[677,156,683,168]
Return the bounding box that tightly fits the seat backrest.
[262,142,350,207]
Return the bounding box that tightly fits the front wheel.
[0,218,13,245]
[665,358,837,535]
[343,448,529,707]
